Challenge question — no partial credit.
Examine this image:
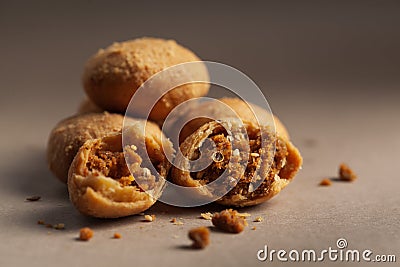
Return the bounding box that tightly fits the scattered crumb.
[172,235,179,239]
[113,233,122,239]
[188,226,210,249]
[254,216,263,222]
[251,226,257,230]
[319,178,332,186]
[212,209,248,233]
[26,196,41,201]
[79,227,94,241]
[37,220,65,230]
[53,223,65,230]
[339,163,357,181]
[170,218,184,225]
[236,212,251,218]
[200,212,213,220]
[144,214,156,222]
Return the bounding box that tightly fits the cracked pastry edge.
[171,120,302,207]
[68,123,174,218]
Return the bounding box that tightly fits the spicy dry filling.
[189,127,288,200]
[85,137,166,188]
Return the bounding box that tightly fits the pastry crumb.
[170,218,184,225]
[254,216,263,222]
[251,226,256,230]
[37,220,45,225]
[319,178,332,186]
[188,226,210,249]
[236,212,251,218]
[144,214,156,222]
[79,227,94,241]
[26,196,41,201]
[339,163,357,181]
[113,233,122,239]
[212,209,248,233]
[200,212,213,220]
[53,223,65,230]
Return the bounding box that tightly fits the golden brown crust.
[166,97,290,144]
[82,37,209,121]
[47,112,138,183]
[171,120,302,207]
[68,121,174,218]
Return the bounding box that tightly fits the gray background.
[0,1,399,266]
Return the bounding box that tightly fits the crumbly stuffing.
[188,226,210,249]
[86,149,132,184]
[319,178,332,186]
[79,227,94,241]
[212,209,248,233]
[113,233,122,239]
[26,196,41,201]
[144,214,156,222]
[339,163,357,181]
[200,212,213,220]
[190,128,288,203]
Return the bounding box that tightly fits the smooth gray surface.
[0,1,399,266]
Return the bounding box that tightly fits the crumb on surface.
[319,178,332,186]
[144,214,156,222]
[37,220,45,225]
[188,226,210,249]
[236,212,251,218]
[254,216,263,222]
[26,196,41,201]
[113,233,122,239]
[46,224,53,228]
[79,227,94,241]
[339,163,357,181]
[53,223,65,230]
[212,209,248,233]
[200,212,213,220]
[170,218,184,225]
[251,226,256,230]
